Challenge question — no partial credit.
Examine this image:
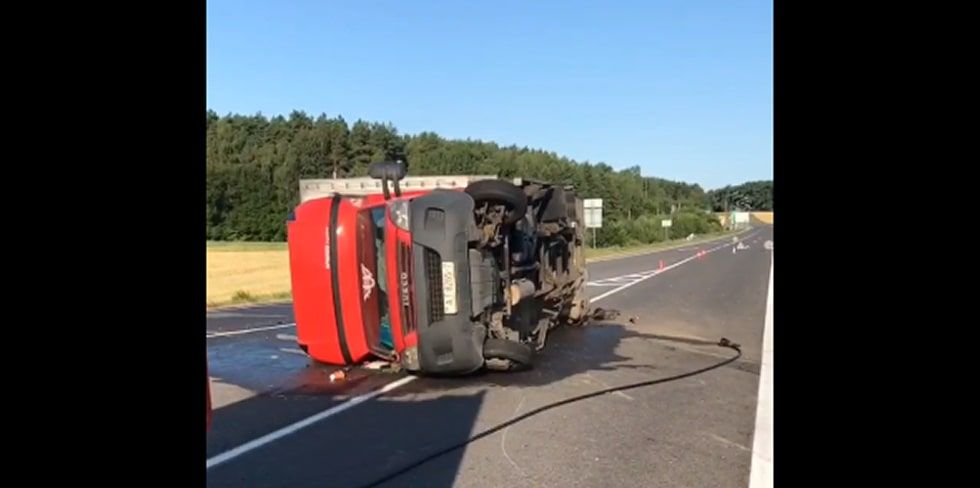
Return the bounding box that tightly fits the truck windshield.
[356,206,393,353]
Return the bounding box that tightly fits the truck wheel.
[483,337,533,370]
[465,180,527,225]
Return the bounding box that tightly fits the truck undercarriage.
[464,178,589,370]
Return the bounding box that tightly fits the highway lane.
[206,303,294,335]
[206,226,771,487]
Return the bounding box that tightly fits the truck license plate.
[441,262,457,315]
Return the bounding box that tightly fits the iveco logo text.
[400,271,410,306]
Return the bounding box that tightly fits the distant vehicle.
[287,161,589,374]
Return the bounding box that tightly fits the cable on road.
[358,337,743,488]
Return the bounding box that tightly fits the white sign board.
[584,208,603,228]
[661,219,672,228]
[583,199,603,228]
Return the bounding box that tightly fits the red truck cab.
[287,172,498,374]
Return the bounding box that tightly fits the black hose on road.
[358,337,743,488]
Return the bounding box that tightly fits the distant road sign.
[583,199,603,228]
[661,219,672,228]
[585,208,603,228]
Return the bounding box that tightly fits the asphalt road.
[207,226,773,487]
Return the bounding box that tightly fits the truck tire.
[483,337,533,369]
[465,180,527,225]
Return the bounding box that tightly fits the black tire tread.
[483,337,533,366]
[465,180,528,225]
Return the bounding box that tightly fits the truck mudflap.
[409,190,487,375]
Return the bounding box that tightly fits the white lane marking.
[278,347,307,356]
[275,333,298,342]
[206,323,295,339]
[206,375,417,470]
[748,252,774,488]
[589,231,759,304]
[709,433,751,452]
[588,272,659,287]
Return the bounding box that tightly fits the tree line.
[207,110,769,242]
[705,180,773,212]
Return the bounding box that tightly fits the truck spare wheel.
[464,180,528,225]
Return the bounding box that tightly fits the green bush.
[589,211,722,248]
[595,221,630,247]
[630,215,666,244]
[669,211,721,239]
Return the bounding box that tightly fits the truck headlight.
[389,200,410,231]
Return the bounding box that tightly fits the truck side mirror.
[368,161,407,181]
[368,160,407,199]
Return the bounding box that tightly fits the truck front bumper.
[407,190,487,375]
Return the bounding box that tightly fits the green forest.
[706,181,773,212]
[207,110,772,245]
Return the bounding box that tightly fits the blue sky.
[207,0,771,190]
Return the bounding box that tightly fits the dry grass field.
[750,211,774,224]
[206,242,290,307]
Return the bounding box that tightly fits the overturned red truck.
[287,162,589,375]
